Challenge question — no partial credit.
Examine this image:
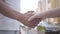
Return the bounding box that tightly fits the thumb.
[28,14,37,21]
[28,12,40,21]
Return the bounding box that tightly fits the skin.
[28,7,60,21]
[0,0,41,28]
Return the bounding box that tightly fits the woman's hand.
[28,12,41,21]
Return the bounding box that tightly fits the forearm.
[0,1,24,22]
[38,7,60,18]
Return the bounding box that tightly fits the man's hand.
[21,11,41,28]
[0,0,41,28]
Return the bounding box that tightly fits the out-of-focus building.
[37,0,60,30]
[37,0,60,25]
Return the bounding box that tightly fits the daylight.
[20,0,39,13]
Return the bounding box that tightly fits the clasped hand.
[22,11,41,28]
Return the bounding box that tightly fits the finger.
[28,16,34,21]
[24,11,34,17]
[24,11,34,15]
[28,15,36,21]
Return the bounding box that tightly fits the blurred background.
[19,0,60,34]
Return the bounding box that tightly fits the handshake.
[20,11,41,28]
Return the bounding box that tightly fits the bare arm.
[0,0,27,25]
[28,7,60,21]
[39,7,60,18]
